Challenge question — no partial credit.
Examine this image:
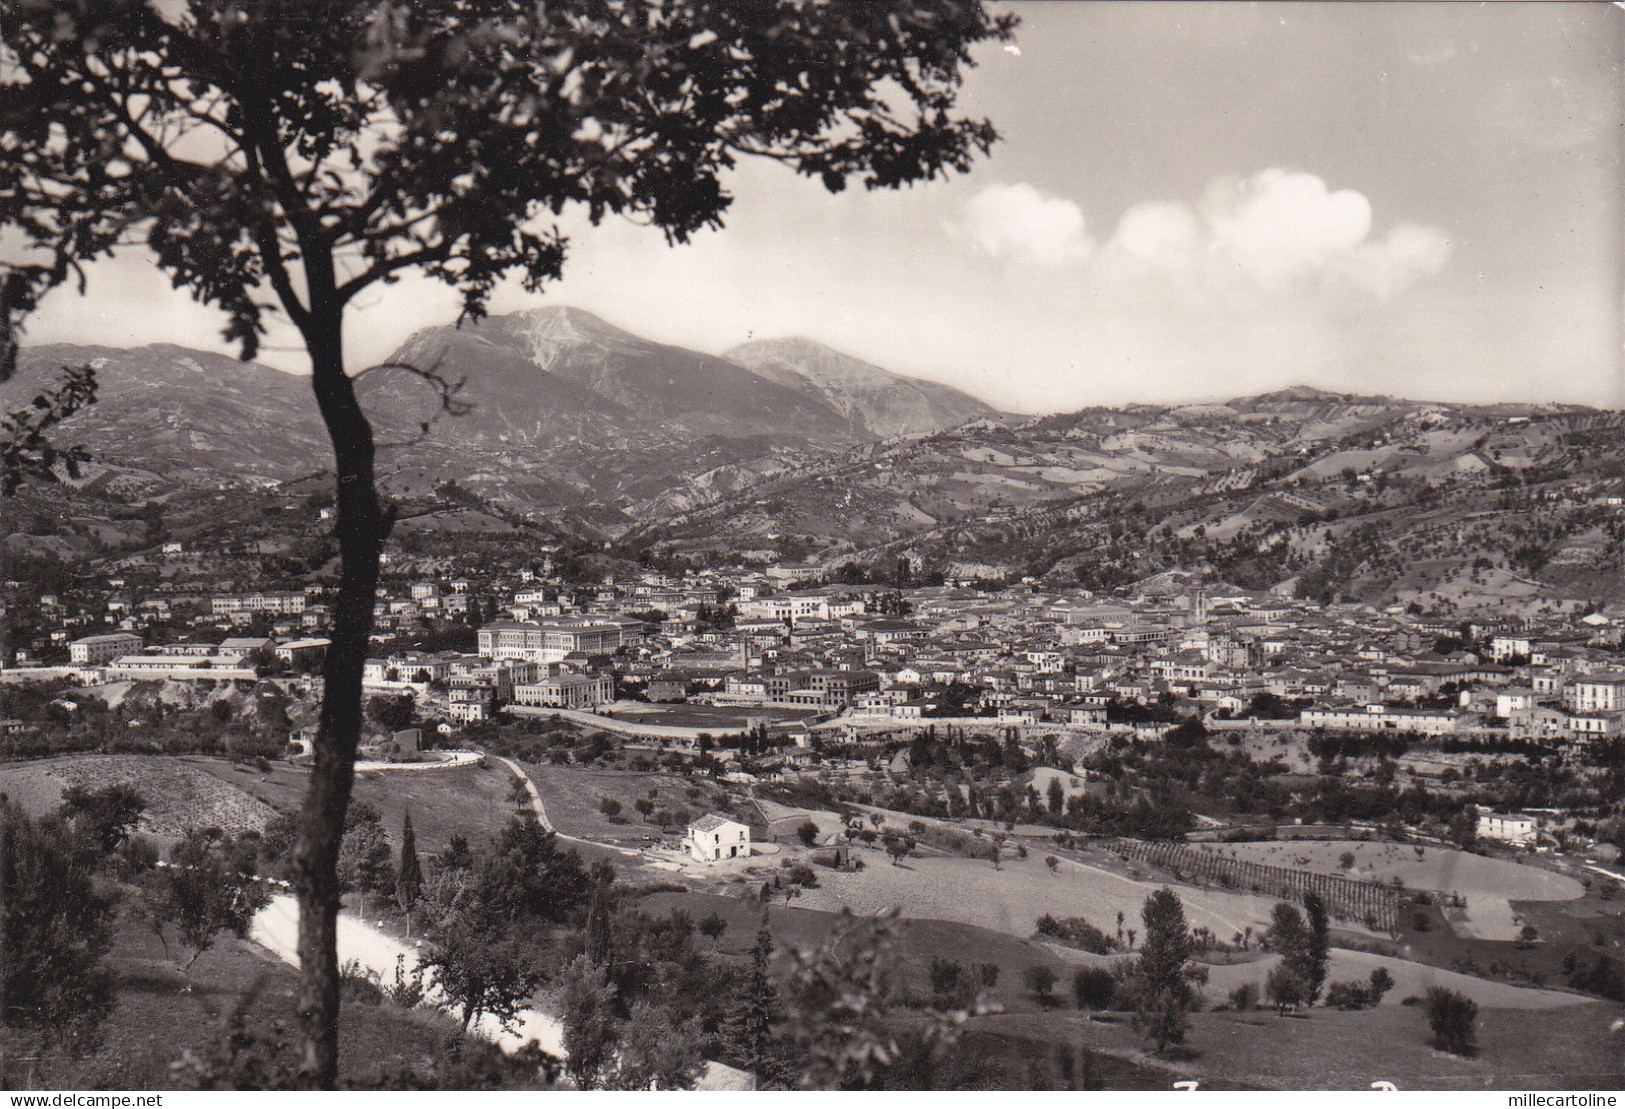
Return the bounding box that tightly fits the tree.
[1046,776,1065,814]
[1022,963,1057,1002]
[560,954,619,1089]
[1072,966,1115,1018]
[0,363,97,498]
[0,0,1015,1084]
[1,800,118,1067]
[1266,962,1307,1013]
[436,834,474,874]
[1044,854,1059,874]
[1367,966,1395,1005]
[1448,805,1479,851]
[698,911,727,947]
[583,863,615,968]
[797,820,821,848]
[368,693,417,733]
[57,783,146,857]
[146,828,271,972]
[719,914,790,1085]
[1302,892,1331,1006]
[420,865,543,1032]
[1424,987,1479,1056]
[337,803,395,916]
[883,831,915,867]
[395,810,424,926]
[1131,888,1196,1053]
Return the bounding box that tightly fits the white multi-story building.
[69,632,144,666]
[477,619,622,663]
[512,673,614,709]
[1566,673,1625,714]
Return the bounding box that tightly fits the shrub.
[1368,966,1395,1005]
[796,820,820,847]
[1424,987,1478,1055]
[1074,967,1117,1013]
[599,797,622,818]
[1035,913,1117,955]
[1325,980,1372,1010]
[1227,982,1259,1011]
[1266,963,1307,1012]
[1023,963,1058,1001]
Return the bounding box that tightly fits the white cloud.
[959,170,1452,307]
[1098,168,1451,301]
[960,183,1092,267]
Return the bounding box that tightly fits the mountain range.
[8,307,1000,529]
[9,309,1624,608]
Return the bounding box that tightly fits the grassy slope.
[972,1001,1624,1090]
[2,898,501,1090]
[188,756,518,855]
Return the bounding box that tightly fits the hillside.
[631,392,1625,609]
[7,308,1002,536]
[725,336,1001,439]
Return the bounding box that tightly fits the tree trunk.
[293,310,384,1087]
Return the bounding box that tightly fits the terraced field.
[2,755,275,840]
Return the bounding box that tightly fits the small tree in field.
[1424,987,1478,1056]
[797,820,821,848]
[146,829,271,974]
[1,1,1015,1084]
[1023,963,1057,1003]
[1266,962,1307,1014]
[698,911,727,947]
[1073,967,1115,1018]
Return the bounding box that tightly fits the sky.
[17,2,1625,412]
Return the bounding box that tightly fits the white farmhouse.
[1476,810,1536,847]
[683,813,751,863]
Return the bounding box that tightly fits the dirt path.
[249,894,566,1056]
[250,896,750,1088]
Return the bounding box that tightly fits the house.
[683,813,752,862]
[1477,810,1536,847]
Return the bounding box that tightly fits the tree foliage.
[0,800,118,1061]
[1130,888,1198,1052]
[145,828,271,971]
[1424,987,1479,1056]
[58,783,146,857]
[1,0,1015,1084]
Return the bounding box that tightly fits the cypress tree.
[1302,892,1331,1005]
[585,865,614,968]
[395,810,423,923]
[722,912,786,1086]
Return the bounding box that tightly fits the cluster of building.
[14,556,1625,757]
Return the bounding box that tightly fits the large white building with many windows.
[69,632,144,666]
[477,619,623,663]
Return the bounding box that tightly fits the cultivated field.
[1190,840,1584,941]
[2,755,275,842]
[519,762,736,846]
[636,890,1076,1013]
[191,756,518,855]
[796,841,1284,942]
